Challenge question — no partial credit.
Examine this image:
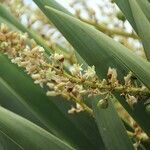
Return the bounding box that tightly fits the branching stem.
[80,18,139,39]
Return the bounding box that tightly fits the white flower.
[20,33,28,42]
[107,67,117,78]
[38,47,45,52]
[68,103,84,114]
[31,74,41,80]
[141,85,147,91]
[97,99,108,109]
[31,46,44,53]
[107,67,118,85]
[72,85,86,94]
[101,79,107,86]
[11,57,21,64]
[46,68,56,81]
[76,103,83,111]
[34,80,44,88]
[0,23,8,33]
[70,64,83,76]
[0,42,8,48]
[83,66,96,79]
[68,106,76,114]
[50,53,64,61]
[46,91,59,96]
[124,72,132,86]
[47,83,55,89]
[126,94,137,106]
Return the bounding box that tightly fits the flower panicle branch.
[0,23,149,115]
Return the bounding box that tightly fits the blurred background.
[1,0,144,63]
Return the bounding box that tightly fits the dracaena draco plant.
[0,0,150,150]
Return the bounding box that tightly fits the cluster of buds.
[0,23,93,114]
[0,24,150,115]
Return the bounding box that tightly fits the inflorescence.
[0,24,150,115]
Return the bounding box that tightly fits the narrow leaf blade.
[92,97,133,150]
[114,0,150,60]
[0,106,74,150]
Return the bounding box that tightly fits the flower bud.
[97,99,108,109]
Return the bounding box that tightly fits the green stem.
[127,131,150,142]
[63,72,150,94]
[69,93,93,115]
[80,18,139,39]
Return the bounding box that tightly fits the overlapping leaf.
[0,106,74,150]
[114,0,150,60]
[92,97,133,150]
[136,0,150,22]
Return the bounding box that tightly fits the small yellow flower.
[83,66,96,79]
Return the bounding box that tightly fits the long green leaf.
[0,54,104,150]
[0,106,74,150]
[0,77,47,130]
[33,0,71,16]
[136,0,150,22]
[0,132,21,150]
[128,0,150,60]
[114,0,150,60]
[45,6,150,135]
[92,97,133,150]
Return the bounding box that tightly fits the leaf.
[0,77,47,130]
[44,6,150,135]
[0,131,22,150]
[136,0,150,22]
[0,54,105,150]
[92,97,133,150]
[0,16,18,31]
[33,0,71,16]
[114,0,150,60]
[0,106,74,150]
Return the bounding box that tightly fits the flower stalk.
[0,23,149,115]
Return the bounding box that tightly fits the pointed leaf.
[114,0,150,60]
[92,97,134,150]
[136,0,150,22]
[0,77,47,130]
[0,132,21,150]
[0,106,74,150]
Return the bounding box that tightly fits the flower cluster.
[0,23,93,114]
[0,24,149,115]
